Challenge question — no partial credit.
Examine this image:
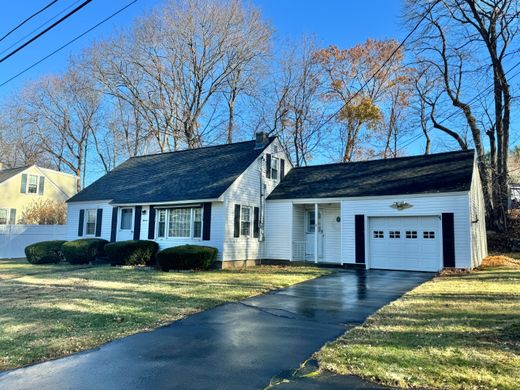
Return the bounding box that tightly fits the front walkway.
[0,269,433,390]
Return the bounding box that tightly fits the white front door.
[305,210,324,260]
[118,207,134,241]
[369,216,441,272]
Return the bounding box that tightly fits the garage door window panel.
[406,231,417,239]
[373,231,384,238]
[424,231,435,239]
[389,231,401,239]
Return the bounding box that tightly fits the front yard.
[317,256,520,390]
[0,259,331,371]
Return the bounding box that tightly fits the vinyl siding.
[469,160,488,267]
[222,138,292,261]
[341,192,472,269]
[66,201,113,241]
[263,201,293,260]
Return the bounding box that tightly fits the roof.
[68,138,275,204]
[0,166,29,185]
[268,150,475,200]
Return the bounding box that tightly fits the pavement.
[0,268,433,390]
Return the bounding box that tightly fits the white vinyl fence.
[0,225,67,259]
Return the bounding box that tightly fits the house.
[66,133,487,272]
[0,164,78,225]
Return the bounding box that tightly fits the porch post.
[314,203,318,264]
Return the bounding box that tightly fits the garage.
[369,216,441,272]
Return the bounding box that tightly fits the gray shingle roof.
[68,138,275,204]
[0,166,28,185]
[268,150,475,200]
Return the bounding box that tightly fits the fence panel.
[0,225,67,259]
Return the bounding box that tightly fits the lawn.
[317,256,520,390]
[0,259,331,371]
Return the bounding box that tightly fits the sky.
[0,0,517,177]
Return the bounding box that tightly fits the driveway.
[0,269,433,390]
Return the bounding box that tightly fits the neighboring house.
[0,164,78,225]
[66,133,488,272]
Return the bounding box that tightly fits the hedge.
[104,240,159,266]
[25,240,67,264]
[157,245,218,271]
[61,238,108,265]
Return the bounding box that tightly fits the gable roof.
[0,166,29,185]
[68,138,275,204]
[268,150,475,200]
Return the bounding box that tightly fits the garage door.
[369,216,441,272]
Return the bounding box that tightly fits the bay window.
[156,207,203,239]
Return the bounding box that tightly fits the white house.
[66,133,487,272]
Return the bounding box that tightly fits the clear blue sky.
[1,0,516,160]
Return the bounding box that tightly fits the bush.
[62,238,108,265]
[157,245,218,271]
[25,240,67,264]
[105,240,159,266]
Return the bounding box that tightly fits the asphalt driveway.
[0,269,433,390]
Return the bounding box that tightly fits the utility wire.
[0,0,139,89]
[0,0,83,57]
[0,0,94,64]
[0,0,59,43]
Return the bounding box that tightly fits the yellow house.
[0,164,78,225]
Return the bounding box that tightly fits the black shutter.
[253,207,260,238]
[133,206,142,240]
[442,213,455,267]
[9,209,16,224]
[202,203,212,241]
[234,204,241,238]
[78,209,85,237]
[38,176,45,195]
[148,206,156,240]
[354,214,365,264]
[266,154,272,179]
[95,209,103,237]
[280,159,285,179]
[20,174,27,193]
[110,207,118,242]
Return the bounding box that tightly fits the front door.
[305,209,324,261]
[118,207,134,241]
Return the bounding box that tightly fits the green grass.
[0,259,331,371]
[316,259,520,390]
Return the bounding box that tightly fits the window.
[120,208,133,230]
[85,209,97,236]
[156,207,202,239]
[157,209,167,238]
[389,231,400,239]
[241,206,252,236]
[271,157,280,181]
[406,231,418,239]
[373,231,384,238]
[28,175,38,194]
[307,211,316,233]
[423,231,435,239]
[0,209,7,225]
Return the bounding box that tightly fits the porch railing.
[292,240,306,261]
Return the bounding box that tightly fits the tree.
[407,0,519,231]
[19,199,67,225]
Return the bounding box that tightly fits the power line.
[0,0,83,57]
[0,0,139,89]
[0,0,94,64]
[0,0,59,43]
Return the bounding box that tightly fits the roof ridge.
[290,149,475,171]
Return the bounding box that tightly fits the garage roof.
[268,150,475,200]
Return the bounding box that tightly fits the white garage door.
[369,216,441,272]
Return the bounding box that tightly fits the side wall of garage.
[341,192,472,269]
[469,159,488,267]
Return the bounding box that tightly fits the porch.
[291,202,342,264]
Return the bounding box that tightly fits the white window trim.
[271,157,280,181]
[240,205,252,237]
[0,208,8,225]
[155,207,203,240]
[84,209,97,237]
[26,174,40,195]
[119,207,134,231]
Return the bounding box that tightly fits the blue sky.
[0,0,516,167]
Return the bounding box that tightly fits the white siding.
[263,201,292,260]
[341,192,472,269]
[469,160,488,267]
[66,201,113,241]
[221,139,292,261]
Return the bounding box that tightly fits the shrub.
[62,238,108,265]
[105,240,159,266]
[157,245,218,271]
[25,240,67,264]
